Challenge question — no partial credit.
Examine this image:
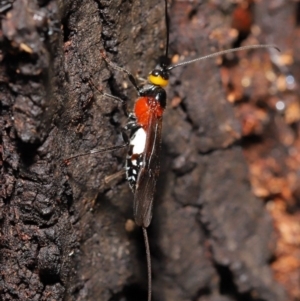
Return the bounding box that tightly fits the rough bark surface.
[0,1,292,301]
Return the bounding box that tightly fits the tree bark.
[0,0,293,301]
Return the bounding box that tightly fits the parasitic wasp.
[63,1,279,300]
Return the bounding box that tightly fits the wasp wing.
[133,110,163,228]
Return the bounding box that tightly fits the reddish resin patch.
[134,96,164,129]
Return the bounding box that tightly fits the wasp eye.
[150,69,161,77]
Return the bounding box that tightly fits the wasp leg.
[61,140,129,166]
[121,129,130,144]
[104,128,129,184]
[100,49,139,93]
[124,113,139,132]
[104,169,126,184]
[88,78,129,117]
[88,78,125,104]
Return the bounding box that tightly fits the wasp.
[64,1,277,300]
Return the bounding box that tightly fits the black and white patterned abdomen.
[125,126,146,191]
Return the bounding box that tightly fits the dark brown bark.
[0,0,294,301]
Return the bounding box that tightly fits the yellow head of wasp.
[148,68,169,87]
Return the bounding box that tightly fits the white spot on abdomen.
[130,128,146,154]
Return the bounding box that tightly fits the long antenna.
[167,44,280,70]
[164,0,169,60]
[142,227,152,301]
